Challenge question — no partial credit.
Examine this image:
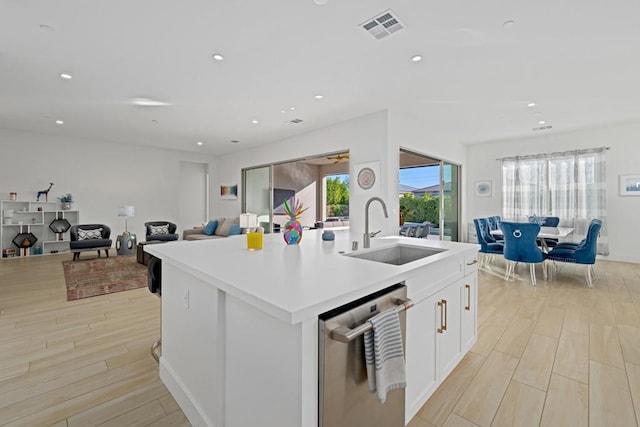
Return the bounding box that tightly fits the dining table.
[491,226,575,252]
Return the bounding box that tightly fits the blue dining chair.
[500,221,547,286]
[555,218,602,250]
[539,216,560,248]
[546,219,602,287]
[473,218,504,269]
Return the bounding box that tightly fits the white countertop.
[146,230,479,324]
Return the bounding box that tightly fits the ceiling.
[2,1,639,155]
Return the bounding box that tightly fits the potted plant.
[58,193,74,210]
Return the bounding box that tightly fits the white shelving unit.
[1,200,79,258]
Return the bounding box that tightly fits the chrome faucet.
[364,197,388,248]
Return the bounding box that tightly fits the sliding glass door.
[441,162,460,241]
[243,166,273,233]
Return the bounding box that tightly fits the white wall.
[0,128,218,240]
[216,110,470,237]
[465,119,640,262]
[216,111,396,236]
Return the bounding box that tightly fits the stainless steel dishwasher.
[318,283,412,427]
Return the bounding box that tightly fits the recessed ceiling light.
[281,110,287,113]
[538,120,546,125]
[533,111,543,116]
[230,140,240,144]
[289,106,296,110]
[196,141,204,146]
[132,98,171,106]
[212,53,224,61]
[314,94,324,99]
[527,102,536,107]
[59,73,72,80]
[39,24,54,32]
[503,20,515,29]
[251,119,259,124]
[55,120,64,125]
[411,55,423,62]
[313,0,328,5]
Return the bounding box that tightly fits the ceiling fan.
[326,154,350,164]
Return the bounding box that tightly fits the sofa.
[183,217,241,241]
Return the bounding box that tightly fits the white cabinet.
[1,200,79,258]
[404,253,478,421]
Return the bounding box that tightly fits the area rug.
[63,255,147,301]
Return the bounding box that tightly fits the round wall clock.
[357,167,376,190]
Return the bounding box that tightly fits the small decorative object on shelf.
[50,218,72,240]
[283,198,307,245]
[36,182,54,202]
[58,193,74,210]
[9,192,17,201]
[12,230,38,256]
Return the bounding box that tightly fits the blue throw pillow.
[203,220,218,236]
[228,223,242,236]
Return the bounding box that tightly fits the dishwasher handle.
[329,298,413,343]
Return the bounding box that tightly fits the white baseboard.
[597,254,640,264]
[159,358,214,427]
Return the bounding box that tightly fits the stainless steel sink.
[345,244,446,265]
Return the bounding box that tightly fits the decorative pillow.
[203,220,218,236]
[149,224,170,235]
[78,228,102,240]
[215,217,239,237]
[228,223,242,236]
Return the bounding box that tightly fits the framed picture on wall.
[474,181,492,197]
[619,174,640,196]
[220,184,238,200]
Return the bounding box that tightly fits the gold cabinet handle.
[442,299,447,331]
[437,300,445,333]
[465,284,471,311]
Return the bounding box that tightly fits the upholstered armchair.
[69,224,112,261]
[473,218,504,269]
[500,221,547,286]
[546,219,602,287]
[145,221,179,242]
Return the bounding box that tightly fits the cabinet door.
[461,273,477,351]
[405,291,438,421]
[436,280,462,381]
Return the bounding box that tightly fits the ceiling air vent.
[290,118,304,124]
[360,9,405,40]
[532,125,553,132]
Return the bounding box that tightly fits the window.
[501,147,608,255]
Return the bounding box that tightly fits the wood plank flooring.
[0,254,189,426]
[1,254,639,426]
[410,260,640,427]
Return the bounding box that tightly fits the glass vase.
[283,219,303,245]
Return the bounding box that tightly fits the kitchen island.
[146,230,479,426]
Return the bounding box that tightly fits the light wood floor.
[2,254,639,426]
[410,259,640,427]
[0,254,189,426]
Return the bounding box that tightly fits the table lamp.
[240,213,262,250]
[118,205,135,235]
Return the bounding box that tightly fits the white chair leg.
[504,261,512,281]
[529,263,537,286]
[542,261,548,280]
[586,265,594,288]
[590,264,596,278]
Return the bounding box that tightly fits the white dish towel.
[363,308,407,403]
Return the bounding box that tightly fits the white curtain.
[501,147,608,255]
